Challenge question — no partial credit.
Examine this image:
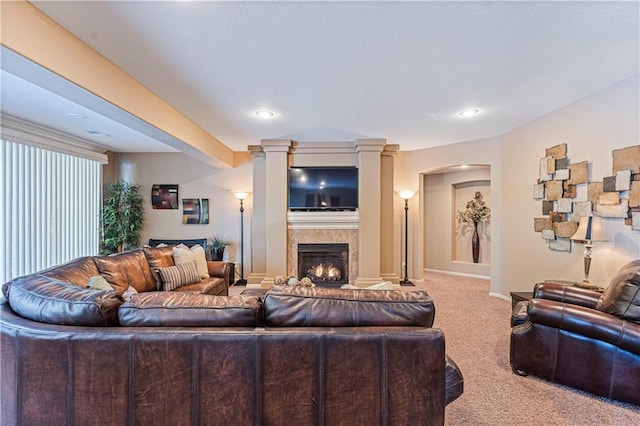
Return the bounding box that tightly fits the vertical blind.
[1,139,101,284]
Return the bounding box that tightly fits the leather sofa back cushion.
[263,286,435,327]
[118,292,262,327]
[95,250,156,294]
[6,275,123,326]
[597,260,640,324]
[143,246,175,288]
[41,256,101,287]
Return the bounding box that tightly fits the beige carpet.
[231,274,640,424]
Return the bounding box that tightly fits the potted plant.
[208,234,230,261]
[101,180,145,255]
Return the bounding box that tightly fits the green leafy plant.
[209,234,231,250]
[101,180,145,255]
[456,191,491,225]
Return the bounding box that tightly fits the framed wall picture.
[182,198,209,224]
[152,184,178,209]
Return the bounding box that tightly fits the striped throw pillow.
[157,261,201,291]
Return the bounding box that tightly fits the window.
[1,130,104,284]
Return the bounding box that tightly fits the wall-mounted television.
[289,166,358,211]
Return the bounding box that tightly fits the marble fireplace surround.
[287,213,359,283]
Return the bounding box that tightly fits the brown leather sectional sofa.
[510,261,640,406]
[0,250,463,425]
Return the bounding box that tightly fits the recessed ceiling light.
[459,108,479,118]
[460,165,469,169]
[66,112,87,119]
[255,110,274,118]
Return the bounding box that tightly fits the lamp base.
[399,279,415,286]
[234,279,248,286]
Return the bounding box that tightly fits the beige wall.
[397,74,639,297]
[111,153,253,271]
[500,75,640,292]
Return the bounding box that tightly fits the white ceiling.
[2,1,638,157]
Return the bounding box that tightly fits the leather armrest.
[511,300,528,327]
[528,299,640,355]
[533,281,602,309]
[445,355,464,405]
[207,261,231,291]
[207,261,230,279]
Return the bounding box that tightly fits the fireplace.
[298,243,348,287]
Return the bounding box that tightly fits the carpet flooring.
[420,271,639,425]
[231,273,640,424]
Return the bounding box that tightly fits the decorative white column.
[260,139,292,286]
[355,138,386,286]
[247,146,266,284]
[380,144,400,283]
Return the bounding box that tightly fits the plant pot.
[211,247,225,261]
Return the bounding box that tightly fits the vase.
[472,221,480,263]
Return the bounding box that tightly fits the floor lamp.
[232,191,250,285]
[397,190,416,286]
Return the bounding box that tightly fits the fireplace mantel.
[287,211,359,229]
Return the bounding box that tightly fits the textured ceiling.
[4,1,639,154]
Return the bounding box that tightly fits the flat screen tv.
[289,166,358,211]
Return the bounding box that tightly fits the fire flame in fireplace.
[308,263,342,281]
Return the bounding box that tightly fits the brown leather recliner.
[510,262,640,406]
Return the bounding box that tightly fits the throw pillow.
[158,261,201,291]
[86,275,114,291]
[173,244,210,279]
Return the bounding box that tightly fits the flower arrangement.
[456,192,491,225]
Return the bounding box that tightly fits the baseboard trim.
[489,292,511,302]
[424,268,490,280]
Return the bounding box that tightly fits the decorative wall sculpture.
[598,145,640,229]
[532,143,587,252]
[533,144,640,248]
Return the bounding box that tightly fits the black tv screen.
[289,167,358,211]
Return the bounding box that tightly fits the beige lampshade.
[571,216,607,243]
